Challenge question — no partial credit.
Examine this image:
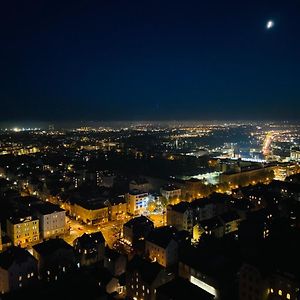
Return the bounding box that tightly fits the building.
[219,211,241,235]
[126,256,174,300]
[96,171,115,187]
[183,178,202,200]
[193,210,241,242]
[239,263,268,300]
[123,216,154,249]
[32,238,77,280]
[6,215,39,247]
[238,263,299,300]
[167,202,193,233]
[145,226,179,268]
[105,196,127,221]
[290,148,300,162]
[191,198,216,223]
[178,244,239,299]
[126,190,150,215]
[193,217,224,242]
[104,247,127,277]
[156,277,214,300]
[74,232,105,267]
[0,247,38,294]
[160,185,181,201]
[238,209,273,244]
[129,178,151,193]
[267,272,298,300]
[72,198,109,224]
[33,202,66,239]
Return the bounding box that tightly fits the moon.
[266,20,274,29]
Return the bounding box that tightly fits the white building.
[126,190,150,215]
[33,202,66,239]
[160,185,181,200]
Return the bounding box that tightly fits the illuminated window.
[270,288,274,293]
[287,293,291,299]
[279,290,282,296]
[19,276,22,281]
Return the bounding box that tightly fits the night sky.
[1,0,300,122]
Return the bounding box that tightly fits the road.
[63,215,131,248]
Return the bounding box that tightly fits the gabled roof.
[0,247,36,270]
[33,238,73,256]
[146,226,178,249]
[75,232,105,248]
[124,215,153,228]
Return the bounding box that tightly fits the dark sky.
[1,0,300,122]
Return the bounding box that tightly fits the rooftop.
[33,238,73,256]
[124,215,154,228]
[0,247,36,270]
[146,226,178,249]
[74,232,105,247]
[157,277,214,300]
